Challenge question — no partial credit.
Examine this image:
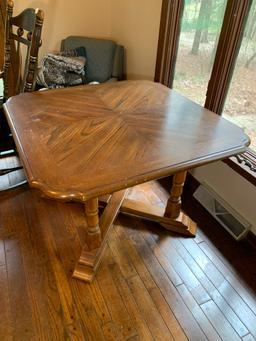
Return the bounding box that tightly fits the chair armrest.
[0,70,4,79]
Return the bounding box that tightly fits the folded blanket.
[37,47,86,88]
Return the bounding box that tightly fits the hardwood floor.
[0,157,255,340]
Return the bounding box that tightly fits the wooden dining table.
[3,80,250,282]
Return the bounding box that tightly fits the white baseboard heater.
[193,183,251,241]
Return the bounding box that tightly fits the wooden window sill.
[223,149,256,186]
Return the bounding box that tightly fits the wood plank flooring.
[0,157,255,340]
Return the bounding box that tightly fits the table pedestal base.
[73,172,196,282]
[119,198,197,237]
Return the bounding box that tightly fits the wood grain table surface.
[3,80,250,202]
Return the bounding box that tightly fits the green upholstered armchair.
[60,36,125,84]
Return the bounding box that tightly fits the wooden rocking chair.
[0,0,44,190]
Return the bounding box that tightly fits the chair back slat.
[11,33,32,46]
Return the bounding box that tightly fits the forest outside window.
[155,0,256,183]
[173,0,227,107]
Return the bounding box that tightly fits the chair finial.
[35,8,44,22]
[7,0,14,9]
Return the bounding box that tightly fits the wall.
[14,0,161,80]
[14,0,111,59]
[110,0,162,80]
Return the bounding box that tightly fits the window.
[173,0,227,106]
[155,0,256,182]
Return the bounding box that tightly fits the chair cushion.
[61,36,117,83]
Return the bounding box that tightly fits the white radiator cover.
[191,161,256,236]
[194,182,251,240]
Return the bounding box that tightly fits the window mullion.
[155,0,184,88]
[205,0,252,115]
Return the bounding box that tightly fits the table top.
[4,80,249,201]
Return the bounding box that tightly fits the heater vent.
[193,184,251,240]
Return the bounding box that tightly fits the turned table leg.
[85,197,102,250]
[73,190,127,282]
[164,171,187,219]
